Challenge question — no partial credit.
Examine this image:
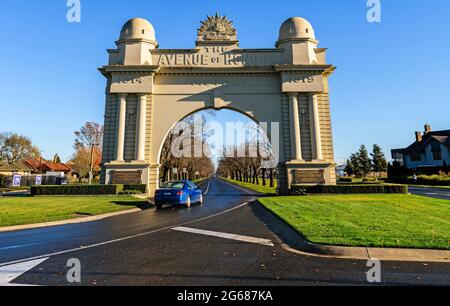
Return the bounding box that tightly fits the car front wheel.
[198,194,204,205]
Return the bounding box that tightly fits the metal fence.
[0,174,68,188]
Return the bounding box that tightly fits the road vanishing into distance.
[0,178,449,286]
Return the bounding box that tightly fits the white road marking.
[204,178,212,194]
[196,178,211,195]
[0,242,41,251]
[426,192,450,196]
[172,226,275,247]
[0,257,48,286]
[0,201,252,268]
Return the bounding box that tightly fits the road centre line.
[172,226,275,247]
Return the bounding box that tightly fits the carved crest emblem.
[198,14,237,41]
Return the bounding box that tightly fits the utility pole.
[88,143,95,185]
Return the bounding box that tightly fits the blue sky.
[0,0,449,163]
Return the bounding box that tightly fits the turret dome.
[278,17,315,42]
[119,18,157,43]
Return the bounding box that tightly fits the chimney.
[424,124,432,134]
[415,131,423,142]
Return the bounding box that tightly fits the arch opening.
[157,108,279,189]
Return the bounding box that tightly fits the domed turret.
[276,17,318,64]
[110,18,158,65]
[119,18,157,44]
[277,17,315,45]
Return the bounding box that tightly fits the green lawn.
[259,194,450,250]
[0,196,150,227]
[222,177,278,195]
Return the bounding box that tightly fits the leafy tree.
[52,154,62,164]
[73,123,104,184]
[70,147,102,182]
[356,145,372,178]
[0,132,40,162]
[371,144,387,179]
[345,154,358,176]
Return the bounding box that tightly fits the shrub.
[291,184,408,195]
[337,177,353,183]
[119,190,142,195]
[123,184,147,193]
[0,175,5,188]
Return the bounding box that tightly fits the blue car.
[154,180,204,209]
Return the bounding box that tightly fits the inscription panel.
[112,171,142,184]
[110,74,154,93]
[153,48,282,67]
[292,170,325,185]
[282,73,324,93]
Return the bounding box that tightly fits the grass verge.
[259,194,450,250]
[222,178,278,195]
[0,196,150,227]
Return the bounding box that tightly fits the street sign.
[13,175,21,187]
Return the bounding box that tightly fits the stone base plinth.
[103,161,151,193]
[285,160,336,188]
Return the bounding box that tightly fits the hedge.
[337,177,353,183]
[30,184,147,196]
[123,184,147,193]
[291,184,408,195]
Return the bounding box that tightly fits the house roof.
[25,159,72,172]
[43,162,72,172]
[25,159,42,170]
[0,161,35,173]
[393,130,450,155]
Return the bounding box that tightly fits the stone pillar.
[136,94,147,161]
[116,94,127,162]
[289,93,303,161]
[310,93,323,160]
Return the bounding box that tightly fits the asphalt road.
[0,178,449,286]
[409,186,450,200]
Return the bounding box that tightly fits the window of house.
[410,154,421,161]
[431,141,442,161]
[433,151,442,161]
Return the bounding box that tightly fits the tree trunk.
[270,169,275,188]
[162,166,169,183]
[261,168,267,186]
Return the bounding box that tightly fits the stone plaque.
[112,171,142,184]
[292,170,325,185]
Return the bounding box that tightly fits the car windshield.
[160,182,185,189]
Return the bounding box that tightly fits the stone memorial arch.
[99,15,337,195]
